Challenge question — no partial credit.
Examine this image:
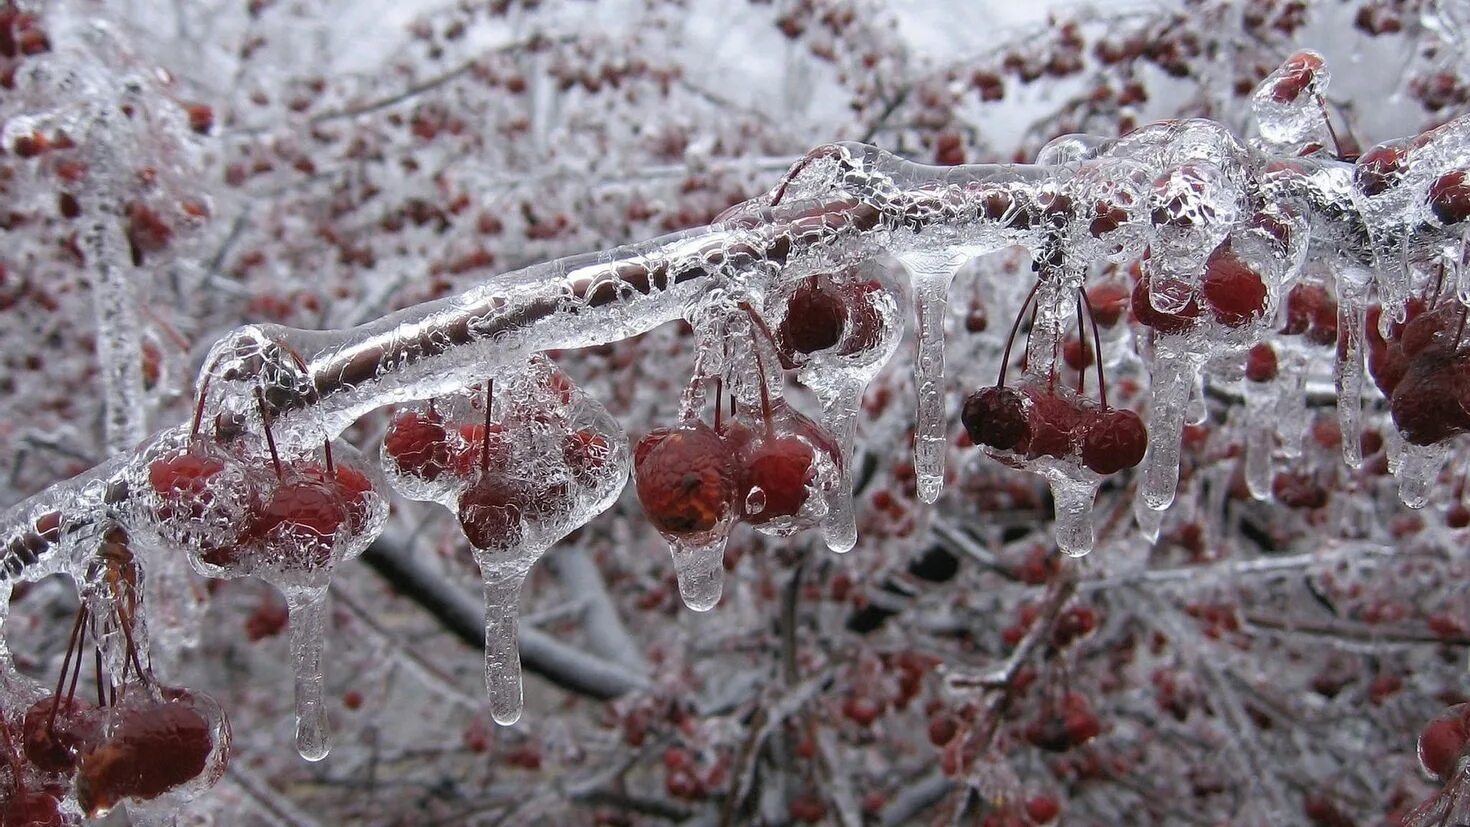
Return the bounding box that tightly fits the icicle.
[1186,370,1207,426]
[479,564,531,726]
[1335,274,1368,468]
[1396,441,1450,509]
[1141,352,1198,511]
[1045,468,1101,556]
[140,550,205,672]
[814,375,864,553]
[1274,350,1310,458]
[670,534,727,612]
[285,586,331,761]
[1243,381,1276,500]
[1134,498,1164,544]
[905,254,961,504]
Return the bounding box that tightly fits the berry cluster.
[2,530,228,823]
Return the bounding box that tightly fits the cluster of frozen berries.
[379,356,626,556]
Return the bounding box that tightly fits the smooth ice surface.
[287,587,332,761]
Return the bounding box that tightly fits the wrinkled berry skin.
[634,423,738,536]
[22,696,102,775]
[962,386,1030,452]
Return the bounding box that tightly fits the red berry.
[1023,389,1084,462]
[739,434,818,525]
[1429,170,1470,225]
[780,279,847,355]
[1086,281,1130,328]
[1131,274,1202,335]
[1419,705,1470,782]
[248,475,347,569]
[1200,245,1267,328]
[1355,143,1407,196]
[76,699,217,815]
[1025,795,1061,824]
[457,476,527,550]
[148,449,226,521]
[633,423,738,537]
[22,696,102,775]
[563,429,612,485]
[383,410,451,482]
[1081,408,1147,475]
[2,789,62,827]
[962,386,1030,452]
[1268,51,1323,104]
[1245,343,1278,382]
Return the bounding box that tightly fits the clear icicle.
[670,533,728,612]
[1134,498,1165,544]
[1046,469,1101,557]
[1186,370,1208,426]
[1243,380,1276,500]
[906,256,959,504]
[140,551,205,675]
[1396,441,1450,509]
[1335,278,1368,468]
[1141,352,1197,511]
[1274,350,1310,458]
[286,586,332,761]
[816,375,864,553]
[479,565,530,726]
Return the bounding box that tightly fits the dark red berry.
[384,410,452,482]
[248,475,347,569]
[1131,274,1202,335]
[740,435,816,524]
[1081,408,1147,475]
[1429,169,1470,225]
[962,386,1030,452]
[76,700,216,815]
[1245,343,1278,383]
[22,696,102,775]
[1200,245,1267,328]
[457,476,527,550]
[1354,143,1407,196]
[780,279,847,355]
[1419,705,1470,782]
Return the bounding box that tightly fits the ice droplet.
[480,566,530,726]
[286,586,331,761]
[1396,441,1449,509]
[670,534,727,612]
[1046,469,1100,557]
[744,486,767,517]
[1141,353,1197,511]
[1134,498,1164,544]
[816,377,863,553]
[1243,384,1275,501]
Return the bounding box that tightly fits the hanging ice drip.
[136,328,389,760]
[383,355,628,725]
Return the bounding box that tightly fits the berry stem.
[737,301,779,437]
[1074,294,1087,396]
[48,605,88,736]
[1080,288,1110,410]
[188,374,213,442]
[255,388,285,480]
[480,379,495,472]
[323,438,336,476]
[1314,94,1357,161]
[712,377,723,431]
[998,280,1042,388]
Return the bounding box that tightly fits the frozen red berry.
[634,422,738,536]
[1081,408,1147,475]
[962,386,1030,452]
[383,409,452,482]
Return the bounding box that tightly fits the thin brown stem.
[254,388,285,479]
[999,280,1041,387]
